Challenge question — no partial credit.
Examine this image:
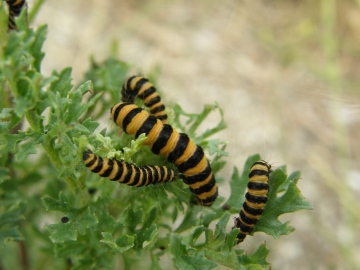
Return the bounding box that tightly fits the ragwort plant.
[0,3,312,270]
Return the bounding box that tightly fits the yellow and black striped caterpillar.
[83,150,178,186]
[110,102,218,206]
[5,0,27,31]
[233,160,271,243]
[121,76,168,123]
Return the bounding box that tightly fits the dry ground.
[32,0,360,269]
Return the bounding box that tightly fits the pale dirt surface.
[31,0,360,269]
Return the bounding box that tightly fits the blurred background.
[31,0,360,269]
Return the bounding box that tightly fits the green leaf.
[64,81,92,125]
[0,201,26,227]
[49,68,73,98]
[204,249,239,269]
[175,206,203,233]
[141,224,158,249]
[214,212,231,238]
[0,201,26,247]
[75,207,98,235]
[181,226,205,247]
[237,243,270,269]
[121,133,148,161]
[225,154,261,211]
[118,206,143,233]
[85,56,129,95]
[54,241,88,258]
[142,207,158,228]
[45,207,97,243]
[30,25,47,71]
[223,228,239,252]
[42,192,72,212]
[278,170,301,192]
[16,130,44,161]
[0,132,28,155]
[43,192,98,243]
[100,232,134,253]
[169,234,217,270]
[57,132,77,154]
[172,103,226,143]
[0,228,23,247]
[92,203,117,233]
[46,223,78,243]
[73,123,92,134]
[0,110,22,134]
[14,7,28,31]
[0,167,10,184]
[254,168,313,238]
[206,139,228,157]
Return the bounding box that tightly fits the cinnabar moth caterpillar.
[83,149,178,186]
[121,76,168,123]
[110,102,218,206]
[233,160,271,243]
[5,0,27,31]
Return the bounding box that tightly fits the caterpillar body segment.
[121,76,168,123]
[5,0,27,31]
[233,160,271,243]
[83,150,178,186]
[110,102,218,206]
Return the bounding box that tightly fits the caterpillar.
[233,160,271,243]
[5,0,27,31]
[83,149,178,186]
[110,102,218,206]
[121,76,168,123]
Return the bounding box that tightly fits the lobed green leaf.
[0,201,26,247]
[169,234,217,270]
[225,154,261,211]
[254,167,313,238]
[100,232,134,253]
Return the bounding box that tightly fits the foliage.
[0,3,312,270]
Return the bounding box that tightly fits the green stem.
[24,109,41,131]
[121,254,133,270]
[24,105,78,191]
[28,0,45,23]
[41,135,78,191]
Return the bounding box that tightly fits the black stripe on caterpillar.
[121,76,167,123]
[233,160,271,243]
[5,0,27,31]
[110,102,218,206]
[83,149,178,186]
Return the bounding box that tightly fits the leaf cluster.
[0,5,312,270]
